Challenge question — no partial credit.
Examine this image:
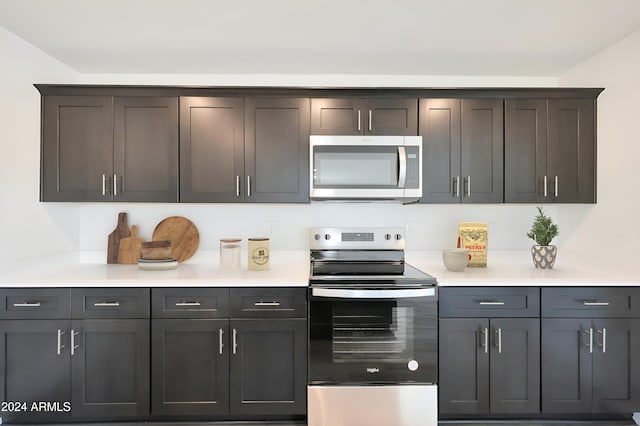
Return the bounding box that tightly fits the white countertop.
[0,249,638,288]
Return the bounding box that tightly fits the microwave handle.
[398,146,407,188]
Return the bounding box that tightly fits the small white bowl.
[442,248,469,272]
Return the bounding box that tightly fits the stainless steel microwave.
[309,135,422,202]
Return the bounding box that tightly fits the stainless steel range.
[307,227,438,426]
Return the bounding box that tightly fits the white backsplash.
[74,202,593,253]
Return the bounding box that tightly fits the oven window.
[331,301,414,363]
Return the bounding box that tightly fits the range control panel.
[309,227,405,250]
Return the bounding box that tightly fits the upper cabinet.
[505,98,596,203]
[311,98,417,136]
[180,97,245,203]
[41,95,179,202]
[419,98,504,203]
[180,97,310,203]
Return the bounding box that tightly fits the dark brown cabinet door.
[504,99,548,203]
[591,318,640,413]
[0,320,71,423]
[311,98,417,136]
[547,99,596,203]
[505,98,596,203]
[180,97,245,202]
[71,319,149,419]
[419,99,461,202]
[245,98,310,203]
[151,319,229,416]
[489,318,540,414]
[541,318,593,413]
[42,96,113,201]
[460,99,504,203]
[114,97,178,202]
[438,318,490,415]
[229,318,307,415]
[419,98,503,203]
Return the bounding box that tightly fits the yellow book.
[458,222,488,267]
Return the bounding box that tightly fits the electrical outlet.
[266,221,277,236]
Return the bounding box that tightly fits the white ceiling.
[2,0,640,76]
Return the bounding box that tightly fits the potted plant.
[527,206,559,269]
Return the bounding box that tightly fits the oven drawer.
[230,288,306,318]
[71,288,149,319]
[151,288,229,318]
[542,287,640,318]
[0,288,71,319]
[439,287,540,318]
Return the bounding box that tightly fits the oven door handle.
[311,287,436,299]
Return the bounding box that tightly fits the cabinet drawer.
[0,288,71,319]
[71,288,149,318]
[542,287,640,318]
[439,287,540,318]
[151,288,229,318]
[230,288,306,318]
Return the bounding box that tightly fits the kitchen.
[1,0,640,425]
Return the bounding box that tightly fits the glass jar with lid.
[220,238,242,271]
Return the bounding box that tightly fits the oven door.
[308,286,437,384]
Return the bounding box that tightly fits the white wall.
[0,26,80,261]
[2,22,619,263]
[559,27,640,266]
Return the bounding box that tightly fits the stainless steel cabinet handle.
[175,301,201,307]
[368,110,372,132]
[254,301,281,307]
[93,302,120,307]
[496,328,503,354]
[583,328,593,353]
[113,174,118,196]
[583,301,610,306]
[464,176,471,197]
[232,328,238,354]
[247,176,251,197]
[13,302,41,307]
[357,110,361,132]
[554,176,559,197]
[397,146,407,188]
[57,329,65,355]
[597,328,607,353]
[454,176,460,198]
[481,327,488,354]
[71,329,79,356]
[219,329,224,355]
[102,174,107,196]
[236,175,241,197]
[479,301,505,306]
[543,176,548,198]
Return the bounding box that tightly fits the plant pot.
[531,245,557,269]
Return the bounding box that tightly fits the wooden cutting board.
[152,216,199,263]
[118,225,144,264]
[107,212,131,264]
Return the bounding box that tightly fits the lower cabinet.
[438,287,541,416]
[0,288,150,423]
[150,287,307,418]
[541,288,640,414]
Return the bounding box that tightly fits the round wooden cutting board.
[152,216,199,263]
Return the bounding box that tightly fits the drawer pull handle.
[583,301,610,306]
[479,301,505,306]
[480,327,488,354]
[219,329,224,355]
[71,329,79,356]
[175,302,201,307]
[57,329,66,355]
[597,328,607,353]
[93,302,120,307]
[232,328,238,354]
[254,301,281,307]
[13,302,42,307]
[583,328,593,353]
[496,328,503,354]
